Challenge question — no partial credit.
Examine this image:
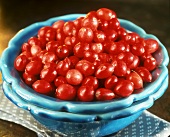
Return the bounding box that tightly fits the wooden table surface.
[0,0,169,136]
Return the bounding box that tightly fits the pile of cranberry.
[14,8,159,102]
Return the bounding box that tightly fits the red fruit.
[52,20,65,30]
[135,67,152,82]
[126,71,143,89]
[56,60,70,76]
[113,80,134,97]
[46,41,60,52]
[78,27,94,43]
[144,57,157,71]
[81,16,99,31]
[104,75,118,90]
[93,30,106,43]
[77,86,95,102]
[14,54,29,71]
[40,67,57,82]
[105,29,118,42]
[75,60,95,76]
[144,39,159,54]
[42,51,57,64]
[30,45,42,57]
[56,84,76,100]
[90,43,103,53]
[82,76,99,90]
[95,63,115,79]
[32,80,52,95]
[21,43,31,52]
[66,69,83,85]
[23,72,37,86]
[25,60,43,75]
[63,21,77,36]
[56,45,70,60]
[96,88,115,101]
[96,8,116,21]
[113,60,127,77]
[108,18,120,30]
[54,76,67,87]
[73,42,90,58]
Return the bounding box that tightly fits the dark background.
[0,0,169,136]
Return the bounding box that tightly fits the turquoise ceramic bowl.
[0,14,169,114]
[2,75,168,136]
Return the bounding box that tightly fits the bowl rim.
[0,14,169,114]
[2,75,168,122]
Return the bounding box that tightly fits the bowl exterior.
[0,14,169,114]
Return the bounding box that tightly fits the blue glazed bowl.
[0,14,169,114]
[2,75,168,136]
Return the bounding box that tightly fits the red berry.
[82,76,99,90]
[144,39,159,54]
[66,69,83,85]
[54,76,67,87]
[14,54,29,71]
[56,84,76,100]
[77,86,95,102]
[104,75,118,90]
[144,57,157,71]
[78,27,94,43]
[75,60,95,76]
[95,63,115,79]
[32,80,52,95]
[40,67,57,82]
[96,88,115,101]
[135,67,152,82]
[126,71,143,89]
[113,80,134,97]
[96,8,116,21]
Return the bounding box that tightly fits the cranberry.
[69,56,80,69]
[105,75,118,90]
[32,80,52,95]
[144,57,157,71]
[144,39,159,54]
[95,63,115,79]
[40,67,57,82]
[42,51,57,64]
[90,43,103,53]
[25,59,43,75]
[113,60,127,77]
[75,60,95,76]
[126,71,143,89]
[14,54,29,71]
[93,30,106,43]
[56,84,76,100]
[82,76,99,90]
[66,69,83,85]
[52,20,65,30]
[81,16,99,31]
[96,88,115,101]
[96,8,116,21]
[78,27,94,43]
[21,43,31,52]
[77,86,95,102]
[46,41,60,52]
[56,60,70,76]
[113,80,134,97]
[54,76,67,87]
[108,18,120,30]
[30,45,42,57]
[135,67,152,82]
[23,72,37,86]
[56,45,70,60]
[73,42,90,58]
[63,21,77,36]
